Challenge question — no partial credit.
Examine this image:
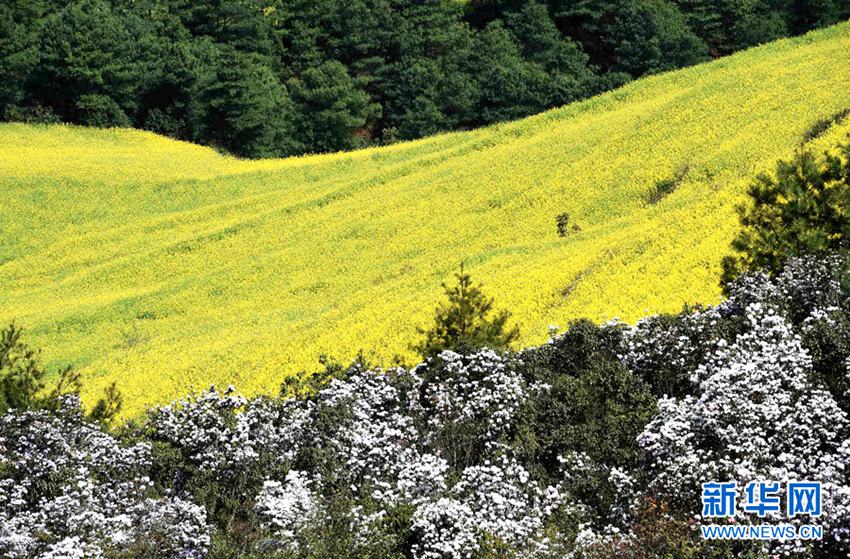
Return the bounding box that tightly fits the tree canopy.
[722,140,850,285]
[2,0,847,157]
[414,265,520,358]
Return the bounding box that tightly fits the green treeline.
[1,0,848,158]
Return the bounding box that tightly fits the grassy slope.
[2,23,850,416]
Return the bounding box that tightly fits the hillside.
[2,22,850,417]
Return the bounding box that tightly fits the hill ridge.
[1,21,850,416]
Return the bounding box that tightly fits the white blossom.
[255,470,318,549]
[0,397,209,558]
[639,303,850,555]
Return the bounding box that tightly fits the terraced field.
[2,22,849,416]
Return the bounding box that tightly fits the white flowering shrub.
[313,366,423,504]
[148,385,309,476]
[255,470,318,549]
[621,305,738,398]
[0,396,210,559]
[638,303,850,555]
[415,350,550,473]
[730,253,845,321]
[148,385,247,472]
[4,253,850,559]
[419,350,543,443]
[248,352,561,557]
[395,453,450,506]
[545,450,639,555]
[400,450,567,559]
[411,498,480,559]
[451,455,563,551]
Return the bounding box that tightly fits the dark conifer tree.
[414,264,520,358]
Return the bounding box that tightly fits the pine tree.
[0,322,44,413]
[414,264,520,358]
[721,141,850,287]
[0,322,123,420]
[195,46,295,157]
[0,0,45,115]
[288,60,380,154]
[29,0,154,125]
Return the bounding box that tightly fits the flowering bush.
[411,498,480,559]
[255,470,318,549]
[312,365,423,505]
[0,396,210,559]
[148,386,249,475]
[3,253,850,558]
[417,350,549,468]
[451,455,563,551]
[637,267,850,556]
[639,304,848,492]
[148,386,314,478]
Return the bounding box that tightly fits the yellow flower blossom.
[1,22,850,418]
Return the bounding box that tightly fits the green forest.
[2,0,848,158]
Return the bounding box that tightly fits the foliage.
[2,104,60,125]
[88,381,124,424]
[194,48,294,158]
[608,0,709,76]
[721,140,850,284]
[0,322,48,413]
[1,0,848,157]
[0,395,210,558]
[672,0,850,55]
[2,25,850,415]
[414,265,519,358]
[27,0,153,125]
[136,350,562,557]
[4,252,850,557]
[515,319,656,527]
[0,1,44,115]
[519,320,655,470]
[74,93,133,128]
[0,323,122,424]
[575,252,850,555]
[555,212,574,236]
[287,60,380,154]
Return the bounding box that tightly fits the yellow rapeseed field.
[2,22,850,417]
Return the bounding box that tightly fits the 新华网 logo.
[699,480,823,541]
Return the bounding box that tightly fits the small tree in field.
[414,264,520,358]
[721,140,850,287]
[0,322,123,424]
